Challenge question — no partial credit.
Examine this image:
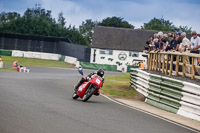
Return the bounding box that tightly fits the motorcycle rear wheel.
[82,87,95,102]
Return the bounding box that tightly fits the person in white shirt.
[189,30,200,76]
[178,32,191,53]
[190,30,200,51]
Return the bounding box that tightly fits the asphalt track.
[0,67,198,133]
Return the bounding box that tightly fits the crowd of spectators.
[144,30,200,75]
[145,30,200,53]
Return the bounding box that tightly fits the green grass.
[102,74,138,99]
[0,68,17,72]
[0,55,72,69]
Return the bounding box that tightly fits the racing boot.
[74,78,85,92]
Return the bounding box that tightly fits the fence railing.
[148,51,200,80]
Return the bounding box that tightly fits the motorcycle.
[72,67,103,102]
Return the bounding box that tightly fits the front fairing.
[77,81,90,98]
[90,76,103,89]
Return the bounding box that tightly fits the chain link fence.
[0,33,90,62]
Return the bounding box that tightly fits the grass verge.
[0,68,17,72]
[101,74,138,99]
[0,55,72,69]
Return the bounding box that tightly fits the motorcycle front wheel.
[82,87,95,102]
[72,92,79,99]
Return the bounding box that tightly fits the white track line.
[100,94,200,133]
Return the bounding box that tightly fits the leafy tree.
[141,17,176,31]
[58,12,66,28]
[66,25,89,46]
[98,16,134,29]
[176,26,192,34]
[79,19,98,46]
[0,5,88,46]
[0,12,20,24]
[24,4,52,21]
[142,17,192,33]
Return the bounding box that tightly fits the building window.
[129,52,139,57]
[100,50,113,55]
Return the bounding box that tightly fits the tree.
[141,17,176,31]
[66,25,88,46]
[79,19,98,46]
[0,12,20,24]
[141,17,192,33]
[58,12,66,28]
[98,16,134,29]
[176,26,192,34]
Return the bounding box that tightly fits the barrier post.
[155,53,158,71]
[162,54,165,73]
[152,53,155,70]
[149,53,152,70]
[158,54,161,72]
[169,54,173,76]
[165,54,169,75]
[182,55,186,77]
[192,57,195,79]
[176,55,179,76]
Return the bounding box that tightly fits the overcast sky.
[0,0,200,33]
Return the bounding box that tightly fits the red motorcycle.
[72,68,103,102]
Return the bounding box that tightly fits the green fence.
[127,66,139,72]
[80,62,117,71]
[59,55,65,61]
[0,49,12,56]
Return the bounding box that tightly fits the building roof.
[92,26,158,52]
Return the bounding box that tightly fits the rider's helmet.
[97,69,104,77]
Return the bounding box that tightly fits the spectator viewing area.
[145,30,200,80]
[148,51,200,79]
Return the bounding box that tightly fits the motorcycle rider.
[74,69,104,96]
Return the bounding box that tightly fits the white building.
[90,26,155,71]
[90,48,147,71]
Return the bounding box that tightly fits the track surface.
[0,67,197,133]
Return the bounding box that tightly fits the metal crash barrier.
[130,68,200,121]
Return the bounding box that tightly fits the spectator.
[0,56,3,68]
[161,38,167,51]
[153,33,159,44]
[13,60,18,68]
[167,34,178,71]
[168,33,172,39]
[139,61,144,69]
[163,34,169,43]
[158,31,164,38]
[170,33,178,51]
[155,31,164,51]
[176,30,183,51]
[144,41,150,53]
[178,32,191,53]
[189,30,200,75]
[189,30,200,51]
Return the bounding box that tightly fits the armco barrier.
[80,62,117,71]
[64,56,77,65]
[0,49,12,56]
[130,68,200,121]
[12,50,61,61]
[12,50,24,57]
